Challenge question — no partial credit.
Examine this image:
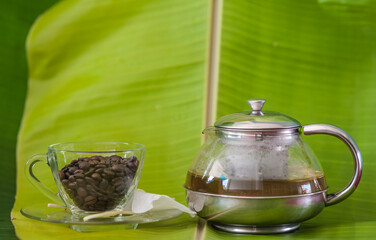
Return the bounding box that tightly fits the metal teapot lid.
[214,99,301,130]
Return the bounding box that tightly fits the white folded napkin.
[130,189,196,217]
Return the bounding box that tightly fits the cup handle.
[25,154,64,205]
[303,124,363,206]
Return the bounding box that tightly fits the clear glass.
[185,128,327,197]
[26,142,145,215]
[20,202,182,232]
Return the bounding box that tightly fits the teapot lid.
[214,99,301,130]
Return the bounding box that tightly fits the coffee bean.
[85,176,97,186]
[90,184,105,196]
[74,169,83,174]
[112,164,124,172]
[77,187,87,197]
[74,173,85,179]
[74,197,83,205]
[58,171,65,180]
[76,178,85,186]
[89,159,99,166]
[68,182,77,189]
[103,169,115,177]
[68,175,75,182]
[78,162,90,171]
[66,188,76,197]
[126,161,138,171]
[110,155,122,161]
[85,168,95,176]
[86,184,95,192]
[99,179,109,190]
[89,190,99,197]
[61,179,69,185]
[115,184,125,193]
[95,164,106,169]
[95,168,104,174]
[85,195,97,205]
[82,204,92,211]
[106,185,115,194]
[112,177,123,184]
[115,172,125,177]
[68,167,78,174]
[91,173,102,181]
[124,166,132,175]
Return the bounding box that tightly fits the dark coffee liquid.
[185,171,327,196]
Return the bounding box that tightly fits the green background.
[1,0,376,239]
[0,1,58,239]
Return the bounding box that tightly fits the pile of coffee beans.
[58,155,139,211]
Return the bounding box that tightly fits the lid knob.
[248,99,266,116]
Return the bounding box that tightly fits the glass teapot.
[185,99,362,234]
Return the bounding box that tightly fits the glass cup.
[25,142,145,215]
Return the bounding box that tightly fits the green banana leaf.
[0,1,58,239]
[8,0,376,239]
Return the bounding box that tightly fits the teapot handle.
[303,124,362,206]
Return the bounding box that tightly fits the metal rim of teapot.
[183,186,328,199]
[203,126,300,137]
